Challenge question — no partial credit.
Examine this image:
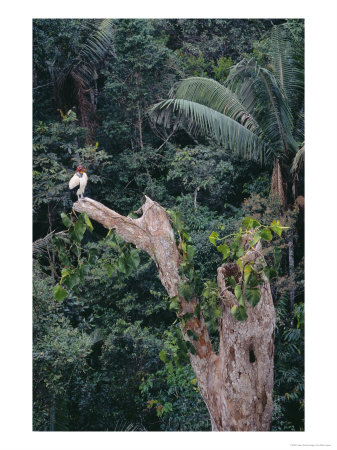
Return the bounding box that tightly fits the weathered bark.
[193,188,198,209]
[270,157,286,208]
[215,245,275,430]
[74,196,180,297]
[73,197,275,431]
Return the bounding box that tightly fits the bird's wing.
[69,173,80,189]
[78,172,88,195]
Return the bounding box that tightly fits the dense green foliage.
[33,19,304,431]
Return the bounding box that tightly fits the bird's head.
[76,165,86,174]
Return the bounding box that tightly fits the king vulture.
[69,165,88,202]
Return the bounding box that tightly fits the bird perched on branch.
[69,165,88,202]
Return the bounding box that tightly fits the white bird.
[69,165,88,202]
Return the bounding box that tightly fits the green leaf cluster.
[104,232,141,279]
[168,210,202,304]
[208,216,285,321]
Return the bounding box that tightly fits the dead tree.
[73,196,275,431]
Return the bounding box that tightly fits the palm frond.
[78,20,114,69]
[74,19,115,86]
[53,19,115,135]
[55,19,114,103]
[271,24,304,120]
[149,23,303,166]
[169,77,260,132]
[293,105,304,143]
[291,144,304,174]
[113,420,146,431]
[33,231,67,256]
[150,98,268,163]
[227,59,298,157]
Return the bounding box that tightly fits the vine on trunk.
[209,217,287,321]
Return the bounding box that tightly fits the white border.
[1,1,337,449]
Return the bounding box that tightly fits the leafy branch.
[210,216,288,321]
[53,211,141,302]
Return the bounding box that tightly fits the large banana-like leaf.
[150,98,269,163]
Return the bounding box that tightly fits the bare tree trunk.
[137,99,143,150]
[73,197,275,431]
[288,232,295,322]
[146,168,155,198]
[270,158,286,209]
[135,73,144,150]
[47,205,56,281]
[193,188,198,209]
[270,157,295,323]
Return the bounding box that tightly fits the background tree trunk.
[73,197,275,431]
[270,157,286,209]
[49,393,56,431]
[288,231,295,323]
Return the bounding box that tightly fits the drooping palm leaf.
[169,77,260,132]
[293,105,304,143]
[271,24,304,121]
[227,59,298,158]
[56,19,114,87]
[33,231,67,255]
[291,144,304,174]
[150,98,269,163]
[75,19,115,85]
[150,24,303,168]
